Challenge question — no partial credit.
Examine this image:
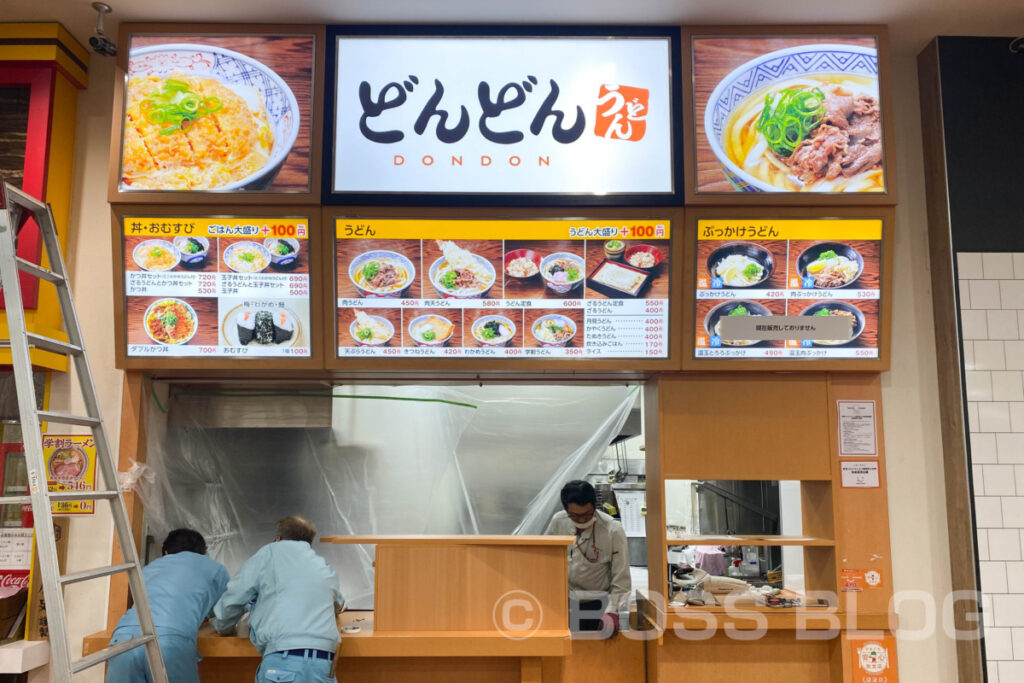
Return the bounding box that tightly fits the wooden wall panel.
[654,631,833,682]
[541,638,645,683]
[658,373,832,481]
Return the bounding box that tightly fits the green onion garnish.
[142,80,224,136]
[755,86,826,157]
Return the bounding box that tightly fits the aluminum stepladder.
[0,180,169,682]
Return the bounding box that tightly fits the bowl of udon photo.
[540,252,586,294]
[705,242,774,288]
[172,236,210,267]
[349,250,416,298]
[472,315,517,347]
[532,314,578,347]
[143,298,198,345]
[703,300,773,347]
[407,314,456,347]
[795,242,864,288]
[349,310,395,347]
[264,238,301,268]
[120,43,300,192]
[799,301,866,346]
[223,241,271,273]
[429,240,497,299]
[704,43,884,193]
[132,239,181,272]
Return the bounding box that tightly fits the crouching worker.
[213,515,345,683]
[106,528,229,683]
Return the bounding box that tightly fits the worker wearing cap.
[545,480,631,635]
[107,528,229,683]
[213,515,345,683]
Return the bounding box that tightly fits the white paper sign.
[838,400,877,456]
[333,35,674,196]
[841,461,880,488]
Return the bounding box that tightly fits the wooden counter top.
[84,612,573,659]
[320,535,574,546]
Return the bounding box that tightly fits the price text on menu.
[123,217,312,358]
[695,219,883,360]
[336,219,671,359]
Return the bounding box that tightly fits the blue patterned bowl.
[704,44,878,193]
[126,43,301,191]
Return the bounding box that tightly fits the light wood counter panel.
[653,631,839,682]
[322,535,573,547]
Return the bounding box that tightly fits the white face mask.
[572,517,597,531]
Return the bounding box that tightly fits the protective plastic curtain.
[132,384,636,608]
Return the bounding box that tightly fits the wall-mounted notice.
[335,218,670,359]
[328,27,680,203]
[123,217,312,358]
[695,218,882,360]
[840,461,880,489]
[43,435,96,515]
[838,400,878,456]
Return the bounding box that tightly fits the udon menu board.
[123,217,312,358]
[695,218,882,359]
[335,219,670,359]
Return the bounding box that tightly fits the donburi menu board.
[335,218,671,359]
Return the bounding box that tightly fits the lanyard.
[572,527,600,563]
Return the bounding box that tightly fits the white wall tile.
[1017,465,1024,495]
[959,253,984,279]
[974,464,986,495]
[985,253,1016,279]
[982,562,1010,594]
[1014,254,1024,279]
[998,661,1024,679]
[1012,403,1024,433]
[976,341,1008,370]
[990,529,1023,561]
[986,466,1019,497]
[980,529,991,561]
[962,310,990,339]
[960,280,972,309]
[972,280,1004,309]
[1012,626,1024,660]
[990,311,1022,340]
[1001,281,1024,309]
[1004,498,1024,528]
[998,434,1024,464]
[994,595,1024,627]
[980,402,1011,432]
[968,373,994,401]
[1008,563,1024,594]
[986,625,1015,658]
[965,340,976,370]
[972,432,999,464]
[977,497,1005,528]
[1018,311,1024,337]
[989,660,1001,683]
[969,402,980,431]
[1007,341,1024,370]
[994,374,1024,401]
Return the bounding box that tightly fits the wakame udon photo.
[693,36,886,194]
[118,33,314,193]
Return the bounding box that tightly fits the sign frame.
[682,24,898,207]
[323,206,684,372]
[681,206,893,372]
[111,205,325,371]
[323,24,684,207]
[107,23,326,205]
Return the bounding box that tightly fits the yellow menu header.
[697,219,882,241]
[335,218,671,241]
[124,217,310,240]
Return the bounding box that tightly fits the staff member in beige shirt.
[545,480,631,634]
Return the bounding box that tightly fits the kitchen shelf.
[665,535,835,547]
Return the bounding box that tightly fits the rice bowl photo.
[143,298,198,345]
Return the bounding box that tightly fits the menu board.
[335,219,670,359]
[695,218,882,360]
[123,217,312,358]
[692,34,887,195]
[116,31,315,194]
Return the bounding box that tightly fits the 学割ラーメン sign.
[325,27,682,205]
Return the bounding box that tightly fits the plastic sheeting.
[133,384,637,608]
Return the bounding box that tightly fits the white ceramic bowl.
[133,239,181,271]
[429,255,496,299]
[142,298,198,345]
[349,314,395,347]
[532,314,578,347]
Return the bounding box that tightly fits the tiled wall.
[957,252,1024,683]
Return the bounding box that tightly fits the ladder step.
[15,257,63,283]
[61,562,135,586]
[0,491,119,505]
[36,410,100,427]
[0,333,81,356]
[72,634,156,673]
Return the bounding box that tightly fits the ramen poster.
[119,32,315,193]
[693,35,886,194]
[43,435,96,515]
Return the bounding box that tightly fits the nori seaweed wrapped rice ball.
[253,311,275,345]
[272,310,295,344]
[236,309,256,345]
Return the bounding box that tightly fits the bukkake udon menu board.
[693,35,886,195]
[124,217,311,357]
[695,218,882,359]
[336,219,670,359]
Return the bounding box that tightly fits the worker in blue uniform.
[106,528,229,683]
